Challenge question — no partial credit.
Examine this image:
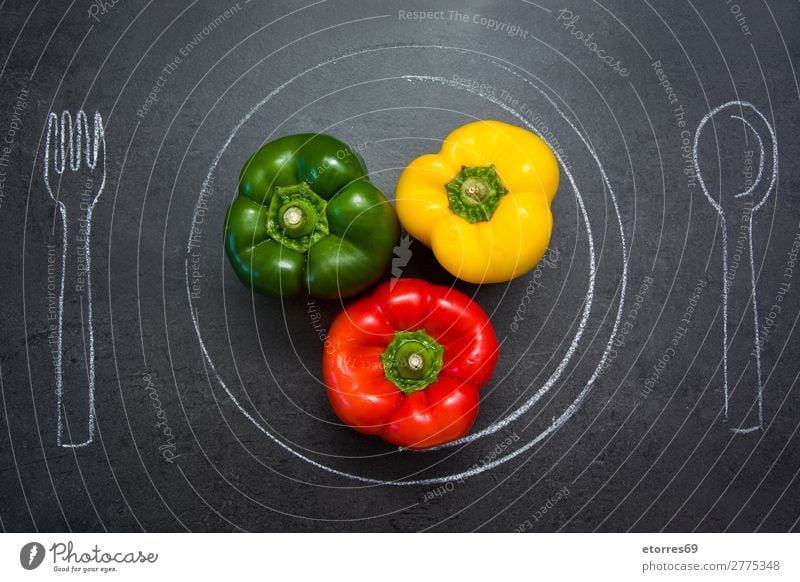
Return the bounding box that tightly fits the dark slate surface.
[0,0,798,532]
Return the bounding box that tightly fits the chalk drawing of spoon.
[43,111,106,447]
[693,101,777,433]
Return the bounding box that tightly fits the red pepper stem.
[381,330,444,395]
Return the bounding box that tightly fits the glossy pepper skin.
[323,279,498,449]
[224,133,400,299]
[396,120,559,284]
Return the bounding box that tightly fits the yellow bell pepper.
[396,119,559,284]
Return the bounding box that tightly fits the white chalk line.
[438,53,631,439]
[43,110,106,448]
[185,48,628,485]
[692,101,777,433]
[189,58,623,483]
[521,1,552,14]
[732,116,765,199]
[408,74,596,450]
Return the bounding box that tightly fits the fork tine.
[73,110,84,170]
[44,112,56,172]
[74,110,90,170]
[87,111,105,171]
[61,110,77,172]
[50,112,65,173]
[43,112,62,202]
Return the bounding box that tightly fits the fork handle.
[54,205,96,447]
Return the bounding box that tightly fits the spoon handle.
[722,213,763,433]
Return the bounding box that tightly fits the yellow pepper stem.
[446,165,508,223]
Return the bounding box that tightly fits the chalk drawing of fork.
[43,111,106,447]
[693,101,778,433]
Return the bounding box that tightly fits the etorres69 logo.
[20,542,46,570]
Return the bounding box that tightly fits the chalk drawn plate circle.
[185,46,627,486]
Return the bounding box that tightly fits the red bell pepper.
[322,278,499,449]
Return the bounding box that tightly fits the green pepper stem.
[277,200,317,238]
[446,165,508,223]
[282,206,305,228]
[266,183,329,252]
[381,330,444,395]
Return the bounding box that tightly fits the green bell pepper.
[224,133,400,299]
